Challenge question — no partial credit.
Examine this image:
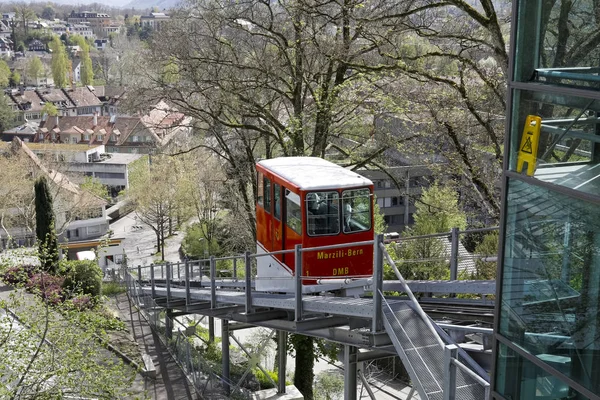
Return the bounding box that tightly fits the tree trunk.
[293,335,315,400]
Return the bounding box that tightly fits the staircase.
[379,242,489,400]
[382,301,488,400]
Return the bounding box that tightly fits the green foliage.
[26,56,45,82]
[472,231,498,280]
[384,183,466,281]
[373,195,387,235]
[50,36,68,88]
[412,183,466,235]
[101,281,127,296]
[42,102,58,117]
[314,371,344,400]
[80,176,109,201]
[9,71,20,87]
[254,368,278,389]
[182,222,221,258]
[35,177,59,274]
[0,59,10,87]
[72,35,94,85]
[0,291,137,398]
[60,260,103,298]
[0,93,15,132]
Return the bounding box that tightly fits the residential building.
[0,37,13,58]
[94,38,108,51]
[93,86,126,116]
[0,138,112,257]
[23,142,145,196]
[28,39,45,52]
[491,1,600,399]
[67,11,111,37]
[67,24,95,39]
[2,122,39,142]
[8,88,45,122]
[140,12,170,31]
[0,20,12,39]
[34,101,192,154]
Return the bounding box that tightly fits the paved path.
[114,292,198,400]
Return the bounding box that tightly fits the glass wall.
[493,0,600,399]
[495,180,600,398]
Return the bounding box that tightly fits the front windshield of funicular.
[342,188,371,233]
[306,191,340,236]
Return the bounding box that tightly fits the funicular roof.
[258,157,373,190]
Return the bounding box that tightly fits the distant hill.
[124,0,182,9]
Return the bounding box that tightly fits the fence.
[125,273,253,399]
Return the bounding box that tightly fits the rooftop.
[25,142,103,152]
[96,152,144,165]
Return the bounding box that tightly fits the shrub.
[69,294,94,311]
[101,281,127,296]
[26,272,65,304]
[2,264,38,285]
[61,260,103,298]
[254,369,278,389]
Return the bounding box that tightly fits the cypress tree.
[35,176,59,273]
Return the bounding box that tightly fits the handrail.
[380,242,445,348]
[452,358,490,388]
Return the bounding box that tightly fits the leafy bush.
[73,307,126,331]
[101,281,127,296]
[67,294,94,311]
[60,260,103,298]
[26,272,65,304]
[2,264,38,285]
[254,369,278,389]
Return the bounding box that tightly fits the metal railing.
[125,226,497,399]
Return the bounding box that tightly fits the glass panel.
[499,178,600,395]
[274,183,281,220]
[342,188,371,233]
[306,191,340,236]
[257,172,264,207]
[495,343,589,400]
[264,177,271,214]
[285,189,301,234]
[514,1,600,89]
[507,90,600,197]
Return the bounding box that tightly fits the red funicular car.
[255,157,374,292]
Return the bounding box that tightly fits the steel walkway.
[128,234,493,400]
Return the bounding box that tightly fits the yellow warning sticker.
[520,137,533,154]
[516,115,542,176]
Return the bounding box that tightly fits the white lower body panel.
[256,242,295,292]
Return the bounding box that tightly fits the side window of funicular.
[274,183,282,220]
[285,189,301,234]
[264,177,271,213]
[342,188,371,233]
[257,172,264,207]
[306,191,340,236]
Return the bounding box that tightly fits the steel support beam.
[165,309,174,340]
[449,227,459,281]
[222,319,230,397]
[372,234,384,333]
[277,330,287,394]
[344,345,357,400]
